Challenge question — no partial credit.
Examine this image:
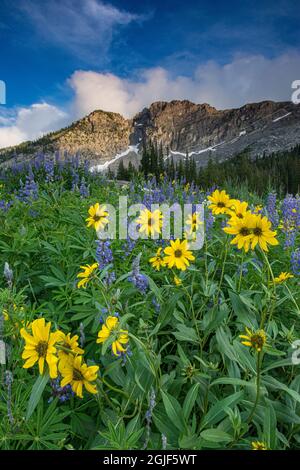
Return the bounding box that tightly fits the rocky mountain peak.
[1,99,299,170]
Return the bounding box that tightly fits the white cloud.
[20,0,143,61]
[0,103,68,148]
[69,52,300,118]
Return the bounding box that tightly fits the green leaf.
[210,377,255,389]
[183,383,200,421]
[263,401,277,449]
[26,372,49,421]
[161,390,187,432]
[263,376,300,404]
[228,291,257,324]
[200,391,244,430]
[262,358,294,373]
[147,276,162,301]
[263,345,286,357]
[232,341,256,373]
[173,324,199,343]
[200,429,233,443]
[216,327,237,361]
[152,410,179,443]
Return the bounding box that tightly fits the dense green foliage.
[0,162,300,450]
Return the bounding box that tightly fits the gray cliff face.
[1,99,300,169]
[131,100,300,163]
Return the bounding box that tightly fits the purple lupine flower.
[95,240,116,286]
[143,388,156,450]
[44,159,55,183]
[98,307,108,324]
[17,168,38,203]
[152,296,160,313]
[205,210,214,239]
[291,249,300,275]
[251,257,263,270]
[281,195,299,249]
[79,177,89,198]
[4,371,14,426]
[96,241,114,269]
[73,153,80,169]
[28,209,39,218]
[71,168,80,192]
[122,237,136,256]
[105,270,116,286]
[145,388,156,420]
[284,230,297,249]
[49,378,74,403]
[206,185,218,197]
[116,345,132,366]
[83,159,90,175]
[128,254,149,294]
[0,200,13,212]
[220,218,227,229]
[237,262,248,276]
[266,192,279,227]
[4,262,13,288]
[55,151,60,166]
[165,182,175,200]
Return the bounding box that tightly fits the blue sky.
[0,0,300,147]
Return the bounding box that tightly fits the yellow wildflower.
[164,239,195,271]
[86,203,109,231]
[208,189,235,215]
[59,355,98,398]
[149,248,166,271]
[56,332,84,367]
[77,263,98,289]
[249,214,279,252]
[239,327,267,352]
[96,315,129,357]
[252,441,268,450]
[185,212,203,234]
[223,212,253,252]
[229,200,249,219]
[20,318,60,378]
[174,275,182,286]
[274,272,294,284]
[136,208,163,237]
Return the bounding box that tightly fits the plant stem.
[215,236,229,304]
[247,351,262,423]
[238,251,245,293]
[101,377,129,398]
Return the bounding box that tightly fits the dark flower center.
[148,217,154,226]
[36,341,48,358]
[240,227,250,236]
[253,227,263,236]
[217,202,225,208]
[237,213,243,218]
[93,215,102,222]
[73,368,84,382]
[174,249,183,258]
[251,334,264,349]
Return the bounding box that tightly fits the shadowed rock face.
[131,100,300,161]
[1,99,300,169]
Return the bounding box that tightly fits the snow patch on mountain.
[272,112,292,123]
[90,145,139,172]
